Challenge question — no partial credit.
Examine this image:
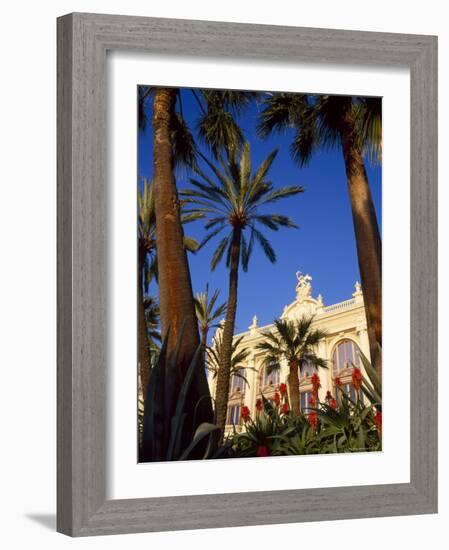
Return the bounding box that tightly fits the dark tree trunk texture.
[200,325,208,364]
[340,110,382,380]
[214,227,241,435]
[288,359,301,416]
[152,88,213,433]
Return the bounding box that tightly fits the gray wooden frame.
[57,12,438,537]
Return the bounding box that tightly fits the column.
[244,354,257,415]
[317,337,331,401]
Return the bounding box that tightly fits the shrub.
[229,351,382,457]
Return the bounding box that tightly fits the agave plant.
[358,346,382,411]
[140,328,231,462]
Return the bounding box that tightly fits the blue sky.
[138,88,381,337]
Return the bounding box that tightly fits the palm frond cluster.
[258,93,382,166]
[183,142,303,271]
[257,316,327,374]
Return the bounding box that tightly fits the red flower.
[309,394,316,408]
[352,367,363,391]
[307,411,318,430]
[274,392,280,406]
[335,376,342,388]
[256,398,263,412]
[279,383,287,397]
[374,411,382,433]
[241,405,251,422]
[281,403,289,415]
[325,391,337,409]
[311,372,321,396]
[257,445,269,457]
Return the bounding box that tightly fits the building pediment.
[281,272,324,319]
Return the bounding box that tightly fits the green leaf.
[179,423,220,460]
[166,345,204,460]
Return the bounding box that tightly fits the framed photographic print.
[57,12,438,536]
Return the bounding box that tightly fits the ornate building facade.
[208,273,372,430]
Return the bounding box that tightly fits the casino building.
[207,272,373,430]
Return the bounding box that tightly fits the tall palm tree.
[256,316,327,415]
[258,94,382,378]
[183,142,303,433]
[151,87,216,433]
[194,285,227,361]
[140,87,257,433]
[138,178,200,398]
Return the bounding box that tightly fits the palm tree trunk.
[152,88,213,430]
[214,227,241,435]
[288,360,301,416]
[340,111,382,380]
[201,326,208,364]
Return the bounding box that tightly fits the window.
[226,404,240,425]
[230,369,245,393]
[300,391,314,412]
[261,363,280,387]
[332,339,360,376]
[301,359,317,379]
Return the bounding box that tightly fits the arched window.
[260,363,280,388]
[230,369,245,393]
[301,358,318,379]
[332,339,360,377]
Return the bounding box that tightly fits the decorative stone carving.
[249,315,258,333]
[295,271,313,300]
[353,281,363,302]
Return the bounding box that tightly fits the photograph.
[137,85,382,462]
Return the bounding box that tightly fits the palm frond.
[257,315,327,374]
[251,227,276,263]
[355,96,382,165]
[210,234,231,270]
[170,112,197,169]
[257,92,307,138]
[183,141,301,275]
[182,236,200,253]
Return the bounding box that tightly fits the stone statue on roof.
[295,271,312,300]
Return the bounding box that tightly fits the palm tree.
[256,316,327,416]
[139,87,257,433]
[151,86,217,435]
[183,142,303,433]
[207,333,252,390]
[194,284,227,361]
[258,93,382,378]
[138,178,200,398]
